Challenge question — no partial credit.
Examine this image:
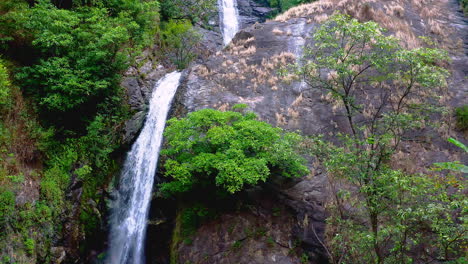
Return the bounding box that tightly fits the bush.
[24,238,35,255]
[462,0,468,14]
[160,20,201,69]
[302,14,463,263]
[455,105,468,131]
[160,106,309,194]
[0,190,15,227]
[160,0,216,24]
[0,60,9,106]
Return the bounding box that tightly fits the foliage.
[0,190,15,228]
[180,203,213,238]
[160,0,217,24]
[433,138,468,173]
[300,14,464,263]
[160,106,309,194]
[14,0,155,124]
[454,105,468,131]
[0,1,156,261]
[307,136,467,263]
[160,20,201,69]
[0,60,9,105]
[301,13,448,138]
[0,0,30,50]
[462,0,468,15]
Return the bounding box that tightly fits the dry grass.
[272,28,284,35]
[272,0,457,48]
[385,3,404,18]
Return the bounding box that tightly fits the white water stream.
[107,72,182,264]
[218,0,240,45]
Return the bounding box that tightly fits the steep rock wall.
[172,0,467,263]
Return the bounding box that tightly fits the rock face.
[172,0,467,263]
[237,0,274,26]
[122,1,273,145]
[173,190,327,264]
[178,210,299,264]
[121,51,169,145]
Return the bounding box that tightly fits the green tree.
[160,0,216,24]
[160,106,309,194]
[299,14,464,263]
[160,20,201,69]
[307,135,466,263]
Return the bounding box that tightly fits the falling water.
[288,19,308,93]
[218,0,240,45]
[107,71,182,264]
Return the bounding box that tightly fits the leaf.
[448,137,468,153]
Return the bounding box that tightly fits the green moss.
[170,209,183,264]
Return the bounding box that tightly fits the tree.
[160,20,201,69]
[159,0,216,24]
[160,106,309,194]
[11,0,158,130]
[307,135,466,263]
[299,14,465,263]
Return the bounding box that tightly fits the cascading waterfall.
[107,71,182,264]
[288,20,307,93]
[218,0,240,45]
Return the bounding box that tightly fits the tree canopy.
[160,106,309,194]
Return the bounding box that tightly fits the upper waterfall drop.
[218,0,240,45]
[107,71,182,264]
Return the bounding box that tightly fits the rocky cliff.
[167,0,467,263]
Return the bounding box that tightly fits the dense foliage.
[6,0,157,128]
[160,0,216,24]
[299,14,465,263]
[160,106,309,194]
[0,0,184,262]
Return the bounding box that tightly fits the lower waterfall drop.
[107,71,182,264]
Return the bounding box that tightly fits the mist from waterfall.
[218,0,240,45]
[106,72,182,264]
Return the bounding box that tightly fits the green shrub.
[161,20,201,69]
[160,107,309,194]
[0,60,9,106]
[455,105,468,131]
[462,0,468,14]
[160,0,216,24]
[24,238,35,255]
[180,204,212,237]
[0,190,15,226]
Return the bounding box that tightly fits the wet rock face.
[121,51,169,145]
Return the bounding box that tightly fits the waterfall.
[288,20,307,93]
[218,0,240,45]
[107,71,182,264]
